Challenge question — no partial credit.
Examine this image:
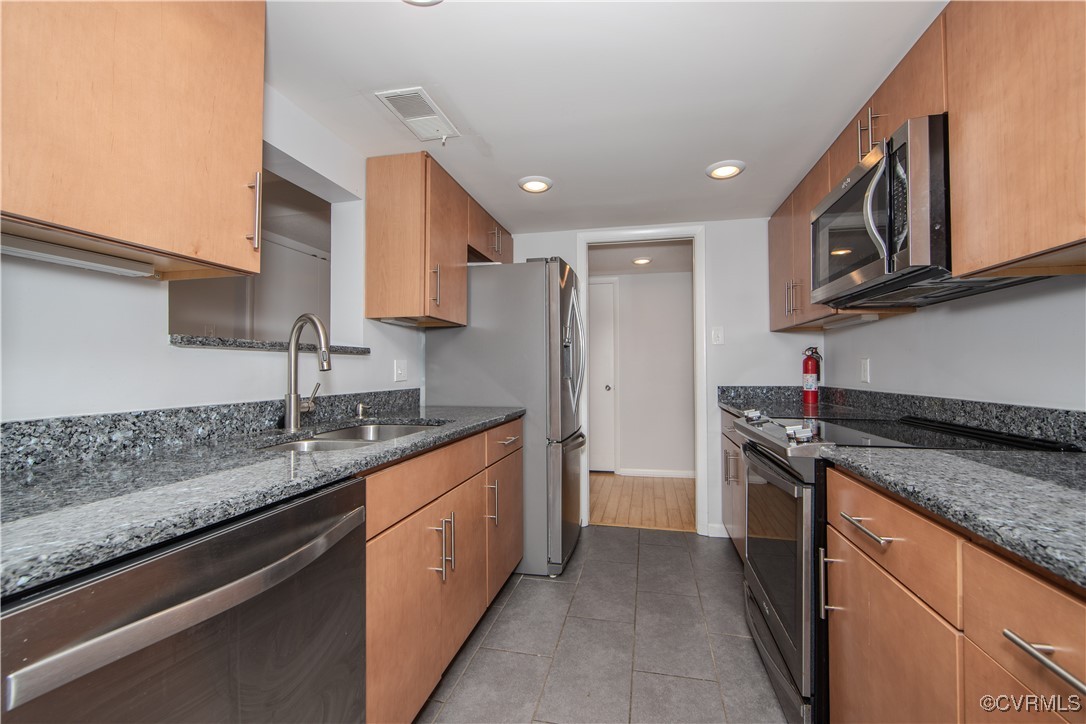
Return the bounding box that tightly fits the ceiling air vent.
[375,87,460,142]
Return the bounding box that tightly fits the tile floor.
[414,525,788,724]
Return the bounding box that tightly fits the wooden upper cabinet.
[790,156,836,326]
[869,15,948,145]
[768,195,794,332]
[365,152,468,326]
[468,198,514,264]
[1,2,265,278]
[944,1,1086,277]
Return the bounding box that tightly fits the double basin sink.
[262,423,438,453]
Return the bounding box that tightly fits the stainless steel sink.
[314,424,437,442]
[261,438,377,453]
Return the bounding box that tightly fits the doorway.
[585,239,696,532]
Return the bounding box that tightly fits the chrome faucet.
[285,313,332,433]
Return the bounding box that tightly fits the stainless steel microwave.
[809,114,1037,308]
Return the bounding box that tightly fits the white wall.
[613,272,695,476]
[824,275,1086,410]
[0,86,423,422]
[517,218,823,534]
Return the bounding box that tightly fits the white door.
[588,280,616,471]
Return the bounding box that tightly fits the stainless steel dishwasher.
[1,474,365,723]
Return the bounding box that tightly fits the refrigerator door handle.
[564,430,587,452]
[570,290,587,414]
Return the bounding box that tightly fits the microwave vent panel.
[375,87,460,142]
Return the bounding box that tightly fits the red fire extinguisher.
[803,346,823,408]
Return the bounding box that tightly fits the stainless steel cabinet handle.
[496,227,503,256]
[725,451,738,484]
[856,118,865,163]
[866,107,885,154]
[246,170,263,251]
[4,503,366,712]
[819,547,845,619]
[791,281,802,315]
[448,511,456,571]
[839,512,895,546]
[784,281,792,316]
[490,226,500,253]
[500,436,520,446]
[1003,629,1086,696]
[431,265,442,306]
[485,480,500,525]
[429,518,448,582]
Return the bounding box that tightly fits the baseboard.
[615,467,696,478]
[704,523,728,538]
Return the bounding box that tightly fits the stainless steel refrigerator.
[426,257,586,576]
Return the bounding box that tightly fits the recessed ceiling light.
[632,257,652,266]
[706,160,746,180]
[401,0,443,6]
[830,248,853,256]
[518,176,553,193]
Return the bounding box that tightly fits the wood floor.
[589,472,696,532]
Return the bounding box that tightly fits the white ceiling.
[265,1,946,234]
[588,239,693,276]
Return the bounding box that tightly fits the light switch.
[711,326,725,345]
[860,358,871,384]
[393,359,408,382]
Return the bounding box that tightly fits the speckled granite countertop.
[717,385,1085,589]
[823,447,1085,588]
[1,405,524,599]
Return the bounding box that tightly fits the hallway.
[589,473,695,532]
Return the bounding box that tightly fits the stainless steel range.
[733,410,1080,724]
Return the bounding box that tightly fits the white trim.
[577,223,708,536]
[616,468,697,479]
[706,523,728,538]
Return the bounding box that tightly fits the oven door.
[809,144,891,305]
[743,442,813,697]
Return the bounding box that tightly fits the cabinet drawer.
[828,468,963,627]
[963,544,1086,710]
[485,418,523,466]
[964,639,1070,723]
[366,434,485,539]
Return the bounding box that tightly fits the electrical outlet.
[711,326,725,345]
[860,357,871,384]
[393,359,408,382]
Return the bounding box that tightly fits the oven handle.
[862,149,891,274]
[742,442,804,499]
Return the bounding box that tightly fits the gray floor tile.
[432,603,503,701]
[685,532,744,576]
[534,617,635,724]
[630,671,726,724]
[696,570,750,638]
[634,591,717,681]
[413,698,444,724]
[435,648,552,724]
[637,542,698,596]
[483,578,575,656]
[710,633,788,724]
[492,573,522,608]
[567,559,638,623]
[639,529,686,547]
[582,525,640,565]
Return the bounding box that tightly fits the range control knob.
[743,409,764,422]
[785,424,814,442]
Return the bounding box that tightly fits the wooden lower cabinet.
[827,526,963,723]
[485,448,524,603]
[439,473,488,665]
[964,640,1068,724]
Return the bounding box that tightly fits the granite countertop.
[1,405,524,599]
[717,386,1086,589]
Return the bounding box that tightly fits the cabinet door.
[945,1,1086,277]
[827,527,963,723]
[869,15,947,143]
[1,2,264,274]
[366,505,445,724]
[426,157,469,324]
[439,473,488,665]
[486,449,525,602]
[722,433,746,559]
[768,195,794,331]
[495,224,515,264]
[790,157,837,326]
[963,640,1067,724]
[468,198,499,262]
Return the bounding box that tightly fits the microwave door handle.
[862,154,891,274]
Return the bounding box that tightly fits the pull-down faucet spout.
[285,313,332,433]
